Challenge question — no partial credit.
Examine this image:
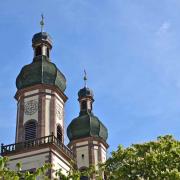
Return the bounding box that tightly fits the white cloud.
[157,22,171,35]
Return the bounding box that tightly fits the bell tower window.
[24,120,37,141]
[35,46,42,56]
[81,101,87,110]
[57,125,63,142]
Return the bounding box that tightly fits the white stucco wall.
[7,148,72,179]
[24,90,39,96]
[45,89,51,93]
[7,148,49,171]
[76,141,88,146]
[55,96,64,128]
[93,146,99,169]
[100,143,107,163]
[93,141,98,144]
[76,146,89,169]
[75,141,107,170]
[51,151,71,178]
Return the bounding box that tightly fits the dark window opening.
[81,101,87,110]
[80,177,89,180]
[82,154,84,159]
[21,168,36,175]
[57,125,63,142]
[24,121,37,141]
[35,46,42,56]
[80,167,89,180]
[46,48,49,58]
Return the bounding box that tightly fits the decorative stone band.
[15,84,68,103]
[68,136,109,150]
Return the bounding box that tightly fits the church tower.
[1,17,74,178]
[67,73,109,179]
[15,17,66,144]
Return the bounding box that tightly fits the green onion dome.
[16,32,66,92]
[67,85,108,142]
[16,56,66,92]
[67,112,108,141]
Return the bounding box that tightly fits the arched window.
[35,46,42,56]
[57,125,63,142]
[24,120,37,141]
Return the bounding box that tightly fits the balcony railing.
[1,134,74,159]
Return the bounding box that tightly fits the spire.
[40,14,44,32]
[83,70,87,87]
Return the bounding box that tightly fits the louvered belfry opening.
[57,125,62,142]
[25,120,37,141]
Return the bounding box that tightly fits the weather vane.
[40,14,44,32]
[84,70,87,87]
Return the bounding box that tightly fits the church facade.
[1,22,108,179]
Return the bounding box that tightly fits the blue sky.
[1,0,180,153]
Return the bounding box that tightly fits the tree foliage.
[0,157,96,180]
[1,135,180,180]
[104,135,180,180]
[0,156,51,180]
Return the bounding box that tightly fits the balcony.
[1,134,74,160]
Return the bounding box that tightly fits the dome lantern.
[32,15,52,60]
[78,70,94,114]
